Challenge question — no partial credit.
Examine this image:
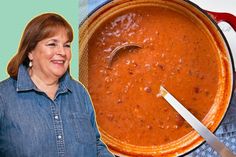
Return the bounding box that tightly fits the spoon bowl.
[107,43,142,67]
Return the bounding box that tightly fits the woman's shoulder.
[68,78,93,112]
[0,78,16,105]
[69,77,88,93]
[0,77,15,93]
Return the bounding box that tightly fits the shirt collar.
[58,70,73,93]
[16,64,72,93]
[16,64,36,92]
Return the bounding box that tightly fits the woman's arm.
[83,89,114,157]
[0,94,4,119]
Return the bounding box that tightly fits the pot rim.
[181,0,236,156]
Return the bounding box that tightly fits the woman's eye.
[64,44,71,48]
[47,43,56,47]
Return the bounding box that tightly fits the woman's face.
[28,28,71,80]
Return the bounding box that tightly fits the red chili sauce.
[87,6,220,146]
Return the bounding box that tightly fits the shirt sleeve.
[83,88,115,157]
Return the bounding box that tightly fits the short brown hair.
[7,13,73,79]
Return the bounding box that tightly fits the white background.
[190,0,236,15]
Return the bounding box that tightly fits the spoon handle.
[160,86,236,157]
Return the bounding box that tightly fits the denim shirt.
[0,65,114,157]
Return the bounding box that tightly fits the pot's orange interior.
[80,0,233,156]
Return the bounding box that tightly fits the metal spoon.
[107,43,141,67]
[160,86,236,157]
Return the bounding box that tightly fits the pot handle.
[206,10,236,89]
[206,11,236,31]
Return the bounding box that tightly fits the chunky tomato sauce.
[87,6,220,146]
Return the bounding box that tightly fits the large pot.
[79,0,235,156]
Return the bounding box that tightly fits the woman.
[0,13,114,157]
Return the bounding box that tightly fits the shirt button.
[58,135,62,139]
[54,115,59,120]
